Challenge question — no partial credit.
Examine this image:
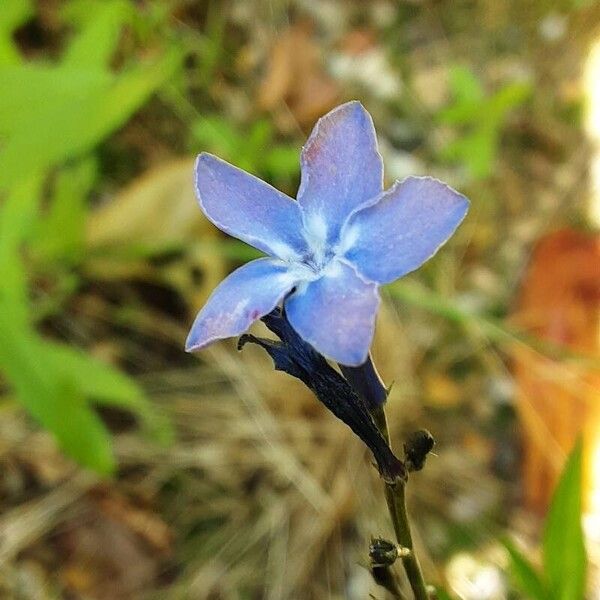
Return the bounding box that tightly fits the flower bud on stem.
[369,537,411,599]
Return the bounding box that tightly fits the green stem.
[372,404,429,600]
[343,354,429,598]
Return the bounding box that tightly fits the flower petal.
[195,153,308,260]
[185,258,304,351]
[297,102,383,247]
[285,259,380,366]
[342,176,469,284]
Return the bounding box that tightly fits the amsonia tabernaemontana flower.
[186,101,469,366]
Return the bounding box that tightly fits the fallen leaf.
[258,22,339,128]
[86,158,226,311]
[512,228,600,514]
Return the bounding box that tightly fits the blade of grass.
[387,280,600,368]
[543,439,586,600]
[503,538,549,600]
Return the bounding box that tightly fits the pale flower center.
[300,211,359,277]
[300,213,334,274]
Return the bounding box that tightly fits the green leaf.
[487,82,531,121]
[0,64,111,136]
[436,66,484,125]
[192,115,300,183]
[0,8,179,471]
[0,177,43,324]
[264,145,300,179]
[543,438,586,600]
[33,158,97,265]
[0,49,182,190]
[0,177,170,472]
[503,538,549,600]
[62,0,132,69]
[0,0,33,33]
[0,312,115,474]
[192,115,241,158]
[47,379,116,475]
[193,0,226,86]
[39,340,173,445]
[441,126,497,178]
[449,65,485,104]
[436,65,529,180]
[248,119,274,149]
[0,305,171,472]
[0,0,33,66]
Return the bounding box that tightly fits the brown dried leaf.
[258,22,339,127]
[87,159,201,248]
[96,490,173,553]
[513,228,600,514]
[86,158,226,311]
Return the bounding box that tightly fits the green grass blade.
[0,312,115,474]
[62,0,131,69]
[503,538,549,599]
[39,340,173,445]
[543,438,586,600]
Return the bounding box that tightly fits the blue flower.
[186,101,469,366]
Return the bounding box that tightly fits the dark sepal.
[238,308,406,483]
[238,334,310,386]
[339,355,388,411]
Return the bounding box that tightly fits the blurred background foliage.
[0,0,599,598]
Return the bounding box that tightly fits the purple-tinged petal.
[185,258,305,352]
[297,102,383,247]
[195,153,308,260]
[342,176,469,284]
[285,259,380,366]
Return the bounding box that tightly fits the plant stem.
[344,355,429,600]
[373,405,428,600]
